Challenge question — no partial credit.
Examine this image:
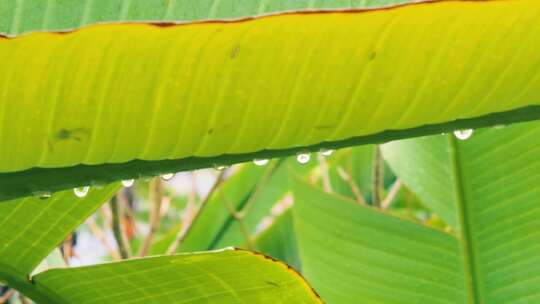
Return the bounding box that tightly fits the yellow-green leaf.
[2,0,540,200]
[27,249,322,304]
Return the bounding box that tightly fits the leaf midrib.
[448,135,482,304]
[2,105,540,202]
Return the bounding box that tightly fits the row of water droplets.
[39,124,504,200]
[255,148,334,167]
[37,148,335,200]
[65,128,482,199]
[69,127,489,199]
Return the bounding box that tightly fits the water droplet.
[453,129,473,140]
[121,179,134,187]
[320,149,334,157]
[214,164,227,171]
[161,173,175,181]
[493,124,506,130]
[253,159,269,166]
[74,186,89,198]
[296,152,311,164]
[34,191,52,200]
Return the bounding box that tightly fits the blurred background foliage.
[15,143,436,271]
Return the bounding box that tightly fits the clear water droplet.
[121,179,134,187]
[296,152,311,164]
[253,159,269,166]
[161,173,175,181]
[493,124,506,130]
[453,129,473,140]
[34,191,52,200]
[74,186,90,198]
[320,149,334,157]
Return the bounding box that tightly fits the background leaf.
[0,184,119,280]
[0,0,419,36]
[382,120,540,302]
[292,179,465,304]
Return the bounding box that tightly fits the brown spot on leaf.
[230,46,240,59]
[55,128,90,142]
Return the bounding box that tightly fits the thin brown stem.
[222,195,254,250]
[223,162,279,249]
[85,216,121,261]
[18,294,30,304]
[109,195,131,259]
[236,161,278,218]
[381,179,402,210]
[318,154,333,193]
[337,166,367,205]
[61,235,74,266]
[138,178,164,257]
[372,145,384,207]
[166,170,226,254]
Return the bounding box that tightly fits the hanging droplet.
[253,159,269,166]
[34,191,52,200]
[161,173,175,181]
[214,164,227,171]
[453,129,473,140]
[121,179,135,187]
[320,148,334,157]
[74,186,90,198]
[296,152,311,165]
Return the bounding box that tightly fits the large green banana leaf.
[292,120,540,303]
[19,249,323,303]
[381,120,540,303]
[0,0,417,36]
[2,0,540,200]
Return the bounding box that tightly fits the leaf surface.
[31,249,322,304]
[2,0,540,200]
[292,180,465,303]
[382,120,540,303]
[0,0,418,36]
[0,184,119,280]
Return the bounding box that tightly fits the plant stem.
[337,166,367,205]
[109,195,131,259]
[18,294,30,304]
[222,195,255,250]
[236,161,278,218]
[381,179,402,210]
[371,145,384,207]
[138,178,163,257]
[85,216,121,260]
[318,154,333,193]
[166,170,226,254]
